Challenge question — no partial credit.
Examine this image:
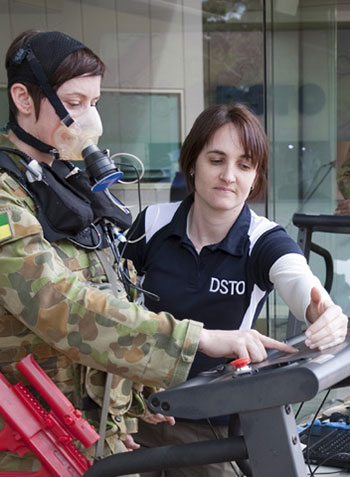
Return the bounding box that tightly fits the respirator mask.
[53,107,123,192]
[53,106,103,162]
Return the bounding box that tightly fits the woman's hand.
[124,433,140,451]
[198,328,297,363]
[123,414,175,451]
[305,287,348,350]
[140,391,176,425]
[141,411,175,426]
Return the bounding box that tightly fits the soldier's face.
[33,75,102,152]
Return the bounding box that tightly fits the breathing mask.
[53,107,123,191]
[53,106,103,162]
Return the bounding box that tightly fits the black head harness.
[7,31,88,154]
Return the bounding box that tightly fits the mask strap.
[9,114,58,156]
[23,47,74,126]
[9,45,72,156]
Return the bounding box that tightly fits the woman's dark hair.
[6,30,105,119]
[179,103,268,200]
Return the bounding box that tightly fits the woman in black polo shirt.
[123,103,347,477]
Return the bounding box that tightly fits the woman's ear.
[10,83,34,115]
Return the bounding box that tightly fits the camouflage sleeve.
[0,197,203,389]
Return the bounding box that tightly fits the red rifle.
[0,354,100,476]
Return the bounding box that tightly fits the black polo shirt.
[124,195,302,381]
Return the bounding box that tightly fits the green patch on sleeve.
[0,212,13,243]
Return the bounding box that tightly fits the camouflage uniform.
[0,140,203,471]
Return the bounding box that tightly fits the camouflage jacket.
[0,143,202,469]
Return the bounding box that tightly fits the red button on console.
[230,358,251,369]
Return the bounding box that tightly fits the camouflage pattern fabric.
[337,148,350,198]
[0,142,203,472]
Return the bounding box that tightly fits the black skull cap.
[7,31,87,87]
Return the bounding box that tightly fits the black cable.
[310,471,349,476]
[108,163,160,302]
[206,418,241,476]
[304,161,336,203]
[117,259,160,302]
[305,389,331,476]
[295,401,305,420]
[106,222,160,303]
[310,473,348,476]
[114,162,142,213]
[308,451,350,476]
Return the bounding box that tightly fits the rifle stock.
[0,354,100,477]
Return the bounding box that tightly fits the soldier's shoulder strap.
[0,148,28,187]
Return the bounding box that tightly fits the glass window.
[203,0,264,115]
[99,90,182,183]
[267,0,350,338]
